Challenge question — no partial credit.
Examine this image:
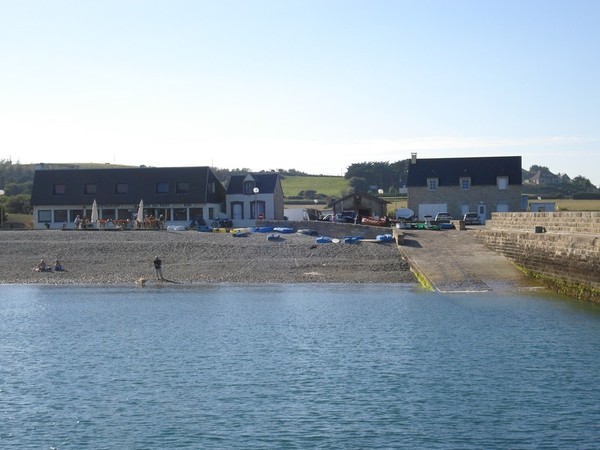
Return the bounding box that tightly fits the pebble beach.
[0,229,415,286]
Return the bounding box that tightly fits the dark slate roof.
[31,166,225,206]
[226,173,280,194]
[336,191,389,204]
[406,156,522,187]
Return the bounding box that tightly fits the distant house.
[525,170,561,185]
[406,154,522,223]
[331,192,389,219]
[225,173,285,226]
[30,166,226,229]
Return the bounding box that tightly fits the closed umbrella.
[91,199,99,224]
[137,199,144,227]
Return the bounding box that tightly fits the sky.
[1,0,599,185]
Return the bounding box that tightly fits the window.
[189,208,203,220]
[208,207,215,220]
[497,176,508,190]
[244,181,256,195]
[208,182,216,194]
[54,210,68,223]
[102,209,116,220]
[176,182,190,194]
[38,210,52,222]
[53,184,66,195]
[84,183,97,195]
[115,183,128,194]
[70,210,83,222]
[173,208,187,221]
[427,178,438,191]
[117,209,130,220]
[156,182,169,194]
[460,177,471,190]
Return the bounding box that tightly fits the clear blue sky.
[1,0,599,185]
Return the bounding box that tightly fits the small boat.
[297,229,319,236]
[316,236,333,244]
[267,233,281,241]
[361,217,389,227]
[343,236,362,244]
[255,226,274,233]
[376,234,393,242]
[273,227,294,234]
[232,228,249,237]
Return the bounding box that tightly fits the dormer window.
[460,177,471,190]
[497,176,509,190]
[244,180,256,195]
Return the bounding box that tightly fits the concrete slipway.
[396,228,541,294]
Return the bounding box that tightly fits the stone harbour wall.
[477,212,600,302]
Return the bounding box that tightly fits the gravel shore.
[0,229,415,286]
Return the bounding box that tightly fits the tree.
[6,194,32,214]
[572,176,597,192]
[348,177,369,193]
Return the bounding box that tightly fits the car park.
[463,212,481,225]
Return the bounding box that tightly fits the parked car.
[434,212,452,223]
[463,212,481,225]
[334,213,355,223]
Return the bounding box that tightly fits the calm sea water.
[1,284,600,449]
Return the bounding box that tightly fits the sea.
[1,283,600,449]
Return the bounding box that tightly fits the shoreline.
[0,230,415,286]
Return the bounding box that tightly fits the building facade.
[406,154,522,223]
[30,166,227,229]
[331,192,389,219]
[225,173,285,226]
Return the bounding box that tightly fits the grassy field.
[281,175,350,198]
[547,199,600,211]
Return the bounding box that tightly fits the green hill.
[280,175,350,198]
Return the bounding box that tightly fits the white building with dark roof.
[30,166,226,229]
[225,173,285,226]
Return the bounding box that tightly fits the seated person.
[34,259,47,272]
[54,260,64,271]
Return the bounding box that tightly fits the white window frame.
[460,177,471,190]
[427,178,439,191]
[497,176,509,190]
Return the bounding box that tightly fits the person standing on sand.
[153,256,163,280]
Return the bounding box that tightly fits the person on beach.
[153,256,163,280]
[34,259,47,272]
[54,260,64,271]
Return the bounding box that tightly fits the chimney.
[411,153,417,164]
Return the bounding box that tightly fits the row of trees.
[344,159,410,195]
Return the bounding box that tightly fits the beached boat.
[231,228,250,237]
[316,236,333,244]
[273,227,294,234]
[361,217,390,227]
[297,229,319,236]
[255,226,274,233]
